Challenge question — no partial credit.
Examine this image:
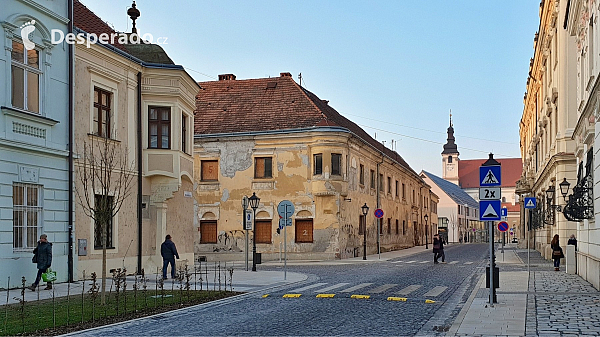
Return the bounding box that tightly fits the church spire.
[442,111,459,155]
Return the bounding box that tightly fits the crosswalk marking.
[291,283,328,292]
[419,261,429,264]
[424,286,447,297]
[449,261,459,264]
[340,283,373,293]
[368,284,398,293]
[396,284,422,295]
[464,262,473,265]
[314,283,349,293]
[391,260,404,264]
[406,261,417,264]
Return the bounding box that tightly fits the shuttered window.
[255,220,272,244]
[295,219,313,243]
[314,154,322,175]
[254,157,272,178]
[200,221,217,243]
[331,153,341,175]
[201,160,218,181]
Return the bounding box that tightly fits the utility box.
[566,245,576,274]
[254,252,262,264]
[78,239,87,256]
[485,266,499,288]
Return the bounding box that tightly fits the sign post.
[241,196,249,271]
[524,197,537,283]
[480,153,500,305]
[277,200,294,280]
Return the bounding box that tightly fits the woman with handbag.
[28,234,53,291]
[551,234,564,271]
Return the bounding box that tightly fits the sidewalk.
[448,244,600,336]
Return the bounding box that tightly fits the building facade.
[0,0,72,285]
[72,1,197,278]
[194,73,436,261]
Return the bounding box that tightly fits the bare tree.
[76,135,136,304]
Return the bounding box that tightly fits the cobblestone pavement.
[516,249,600,336]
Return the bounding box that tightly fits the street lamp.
[424,214,429,249]
[361,203,369,260]
[248,192,260,272]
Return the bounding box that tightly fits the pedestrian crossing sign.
[479,165,501,187]
[524,197,537,209]
[479,200,501,221]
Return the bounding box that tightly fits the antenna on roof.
[374,132,377,140]
[298,73,302,87]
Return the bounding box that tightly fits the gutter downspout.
[67,0,74,283]
[376,148,384,259]
[137,71,142,274]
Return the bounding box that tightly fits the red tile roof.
[502,202,520,213]
[74,0,127,51]
[195,75,418,177]
[458,158,523,188]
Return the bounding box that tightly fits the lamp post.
[361,203,369,260]
[248,192,260,272]
[424,214,429,249]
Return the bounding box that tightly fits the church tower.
[442,113,460,185]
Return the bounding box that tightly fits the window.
[200,221,217,243]
[370,170,376,189]
[387,218,391,234]
[295,219,313,243]
[402,183,406,199]
[379,174,383,191]
[331,153,342,175]
[201,160,218,181]
[359,215,365,235]
[359,164,365,185]
[395,180,399,197]
[402,220,406,235]
[387,177,391,194]
[93,87,111,138]
[448,156,453,163]
[13,183,42,249]
[458,205,461,215]
[182,115,187,153]
[395,219,399,235]
[254,157,273,178]
[149,107,171,149]
[255,220,272,243]
[314,154,323,175]
[94,194,114,249]
[11,41,40,113]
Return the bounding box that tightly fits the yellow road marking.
[282,294,302,298]
[351,294,371,299]
[425,299,436,303]
[262,294,269,298]
[387,297,408,302]
[316,294,335,298]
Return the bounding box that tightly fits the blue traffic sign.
[501,207,507,217]
[374,209,384,218]
[479,200,501,221]
[480,165,501,187]
[498,221,509,232]
[524,197,537,209]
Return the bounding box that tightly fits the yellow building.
[519,0,578,258]
[72,1,197,278]
[193,73,436,261]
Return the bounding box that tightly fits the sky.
[82,0,540,177]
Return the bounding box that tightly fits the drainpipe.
[67,0,74,283]
[376,149,383,258]
[137,71,142,274]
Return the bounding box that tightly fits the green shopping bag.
[41,268,57,282]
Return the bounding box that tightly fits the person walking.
[433,233,446,264]
[28,234,52,291]
[568,234,577,251]
[551,234,564,271]
[161,234,179,279]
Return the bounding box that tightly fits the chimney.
[280,72,292,77]
[218,74,236,81]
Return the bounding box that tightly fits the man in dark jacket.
[161,235,179,279]
[29,234,52,291]
[433,233,446,264]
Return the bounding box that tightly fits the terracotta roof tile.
[195,75,418,176]
[458,158,523,188]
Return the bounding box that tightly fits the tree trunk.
[101,245,107,304]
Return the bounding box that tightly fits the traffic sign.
[244,209,253,230]
[501,207,507,217]
[479,187,501,200]
[277,200,295,218]
[279,218,292,227]
[524,197,537,209]
[480,166,501,187]
[479,200,501,221]
[497,221,509,232]
[374,208,384,218]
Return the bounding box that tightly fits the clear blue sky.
[82,0,540,176]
